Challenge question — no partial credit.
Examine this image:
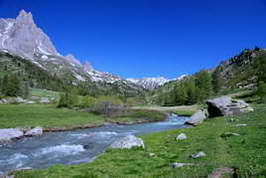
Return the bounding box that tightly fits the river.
[0,114,189,175]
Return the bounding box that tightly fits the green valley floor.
[14,104,266,178]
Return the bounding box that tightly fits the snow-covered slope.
[127,77,172,90]
[127,75,188,90]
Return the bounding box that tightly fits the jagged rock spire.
[16,9,34,25]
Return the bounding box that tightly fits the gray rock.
[24,127,43,136]
[235,124,247,127]
[190,151,206,159]
[171,162,194,168]
[40,97,50,104]
[185,109,208,126]
[15,97,26,103]
[176,133,187,141]
[110,135,145,149]
[207,96,254,117]
[149,153,156,157]
[25,101,35,104]
[0,128,24,143]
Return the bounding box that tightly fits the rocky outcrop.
[0,128,24,143]
[0,10,58,59]
[185,109,208,126]
[207,96,254,117]
[110,135,145,149]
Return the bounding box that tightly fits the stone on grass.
[149,153,156,157]
[40,97,50,104]
[176,133,187,141]
[0,128,24,143]
[171,162,195,168]
[185,109,208,126]
[190,151,206,159]
[25,101,35,104]
[24,127,43,136]
[207,96,254,117]
[110,135,145,149]
[235,124,247,127]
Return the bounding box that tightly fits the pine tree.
[195,70,213,102]
[212,70,224,94]
[1,75,21,97]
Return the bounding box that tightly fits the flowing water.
[0,114,189,175]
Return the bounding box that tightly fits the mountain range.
[0,10,180,91]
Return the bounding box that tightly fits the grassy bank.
[16,104,266,177]
[0,104,167,129]
[131,105,199,116]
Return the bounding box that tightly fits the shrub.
[80,96,96,108]
[88,95,125,117]
[57,92,79,108]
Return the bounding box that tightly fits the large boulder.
[207,96,254,117]
[0,128,24,143]
[110,135,145,149]
[24,127,43,136]
[185,109,208,126]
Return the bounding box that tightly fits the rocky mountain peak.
[0,10,58,59]
[16,9,34,24]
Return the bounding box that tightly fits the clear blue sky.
[1,0,266,79]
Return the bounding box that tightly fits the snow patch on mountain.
[127,77,173,90]
[127,75,188,90]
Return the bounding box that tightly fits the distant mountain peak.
[127,76,172,90]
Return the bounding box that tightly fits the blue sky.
[1,0,266,79]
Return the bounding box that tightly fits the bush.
[57,92,79,108]
[80,96,96,108]
[88,96,125,117]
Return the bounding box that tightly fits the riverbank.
[15,104,266,177]
[0,104,172,131]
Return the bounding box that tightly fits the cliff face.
[215,48,266,89]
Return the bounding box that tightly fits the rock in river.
[0,128,24,143]
[25,127,43,137]
[110,135,145,149]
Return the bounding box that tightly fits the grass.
[30,88,61,100]
[15,104,266,177]
[110,109,167,124]
[0,104,106,129]
[0,105,168,129]
[131,105,199,116]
